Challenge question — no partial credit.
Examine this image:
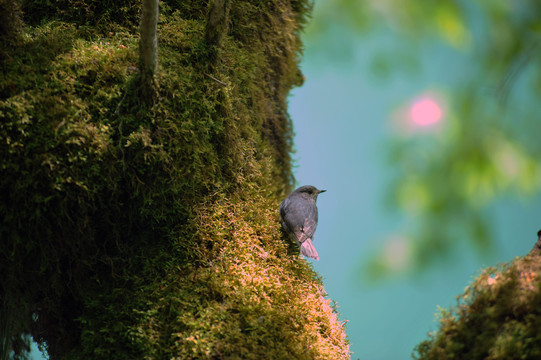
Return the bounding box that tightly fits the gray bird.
[279,185,326,260]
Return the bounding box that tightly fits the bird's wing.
[297,215,317,243]
[279,197,296,240]
[293,201,318,244]
[280,195,319,244]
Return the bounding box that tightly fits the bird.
[279,185,326,260]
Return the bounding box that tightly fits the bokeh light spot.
[383,236,411,272]
[410,97,442,126]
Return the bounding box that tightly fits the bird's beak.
[318,190,326,194]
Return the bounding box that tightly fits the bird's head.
[294,185,326,200]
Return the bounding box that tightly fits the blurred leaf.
[344,0,541,274]
[435,4,471,49]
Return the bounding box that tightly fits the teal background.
[289,1,541,359]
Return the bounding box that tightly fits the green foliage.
[382,92,541,271]
[1,0,350,359]
[312,0,541,274]
[414,253,541,360]
[0,0,24,46]
[20,0,141,31]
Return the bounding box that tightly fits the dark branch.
[205,0,231,63]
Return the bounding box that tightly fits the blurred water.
[289,9,541,359]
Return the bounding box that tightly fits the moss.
[414,253,541,360]
[0,0,24,46]
[123,192,349,360]
[20,0,141,31]
[1,1,349,359]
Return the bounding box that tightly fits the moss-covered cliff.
[0,1,350,358]
[414,249,541,360]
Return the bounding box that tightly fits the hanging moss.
[1,1,350,358]
[0,0,23,46]
[414,252,541,360]
[20,0,142,31]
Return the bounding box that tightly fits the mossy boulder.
[414,251,541,360]
[0,1,350,358]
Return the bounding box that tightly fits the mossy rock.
[1,1,350,358]
[414,252,541,360]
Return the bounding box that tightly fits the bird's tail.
[300,239,319,261]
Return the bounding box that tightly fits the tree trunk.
[139,0,159,101]
[0,0,23,45]
[205,0,231,47]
